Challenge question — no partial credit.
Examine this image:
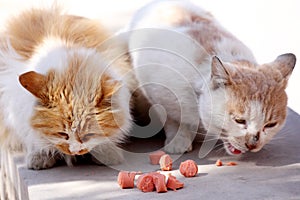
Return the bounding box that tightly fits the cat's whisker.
[213,142,226,148]
[213,145,224,152]
[213,145,228,157]
[215,147,226,154]
[109,109,121,114]
[199,137,221,142]
[269,136,285,141]
[191,130,227,141]
[191,130,208,136]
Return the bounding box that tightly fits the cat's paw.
[91,144,124,166]
[164,136,193,154]
[27,151,57,170]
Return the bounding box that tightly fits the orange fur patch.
[6,8,109,59]
[1,7,132,155]
[225,63,288,124]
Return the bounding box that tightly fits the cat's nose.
[69,143,86,154]
[245,143,256,150]
[245,132,260,150]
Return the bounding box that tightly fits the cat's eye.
[81,133,96,142]
[57,132,69,140]
[234,118,246,125]
[264,122,277,129]
[85,133,96,137]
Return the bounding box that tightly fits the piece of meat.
[117,171,136,189]
[159,154,173,171]
[136,173,155,192]
[166,174,184,191]
[179,159,198,177]
[152,172,168,193]
[226,161,237,166]
[149,150,166,165]
[215,159,223,167]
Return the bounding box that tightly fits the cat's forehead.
[230,68,281,95]
[226,73,287,122]
[45,67,104,105]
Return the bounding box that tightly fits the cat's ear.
[96,75,121,107]
[19,71,47,99]
[211,56,232,89]
[273,53,296,80]
[102,79,121,98]
[101,72,122,98]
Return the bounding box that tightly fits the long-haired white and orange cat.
[128,0,296,156]
[0,7,132,169]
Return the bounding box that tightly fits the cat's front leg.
[163,118,195,154]
[26,149,58,170]
[90,142,124,166]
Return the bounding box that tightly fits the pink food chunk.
[159,154,173,171]
[117,171,136,189]
[179,160,198,177]
[149,150,166,165]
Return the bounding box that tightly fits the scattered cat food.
[117,171,137,189]
[215,159,223,167]
[159,154,173,171]
[152,172,168,193]
[179,159,198,177]
[121,171,183,193]
[215,159,237,167]
[149,150,166,165]
[118,157,238,194]
[166,174,184,191]
[136,173,155,192]
[226,161,237,166]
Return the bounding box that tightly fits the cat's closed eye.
[81,133,96,142]
[264,122,277,129]
[57,132,69,140]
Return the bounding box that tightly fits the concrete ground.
[0,0,300,199]
[2,109,300,200]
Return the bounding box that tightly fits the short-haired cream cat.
[128,0,296,156]
[0,7,132,169]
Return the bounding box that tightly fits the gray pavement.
[1,108,299,199]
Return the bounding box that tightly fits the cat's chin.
[224,142,244,155]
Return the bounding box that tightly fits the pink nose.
[245,143,256,150]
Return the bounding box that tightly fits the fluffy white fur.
[128,0,295,156]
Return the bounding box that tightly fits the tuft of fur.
[0,7,133,169]
[128,0,296,155]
